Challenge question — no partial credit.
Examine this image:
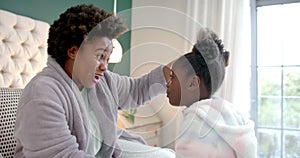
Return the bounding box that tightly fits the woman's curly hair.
[47,4,127,67]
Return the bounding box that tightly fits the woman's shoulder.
[25,73,61,90]
[22,67,72,101]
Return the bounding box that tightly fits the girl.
[166,28,257,158]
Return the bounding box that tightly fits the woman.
[14,4,174,158]
[165,28,257,158]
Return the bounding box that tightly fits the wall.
[131,0,192,149]
[0,0,131,75]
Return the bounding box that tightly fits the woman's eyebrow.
[95,48,105,52]
[95,44,113,51]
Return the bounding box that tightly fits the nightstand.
[117,104,162,147]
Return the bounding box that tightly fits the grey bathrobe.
[14,57,166,158]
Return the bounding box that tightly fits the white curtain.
[185,0,252,117]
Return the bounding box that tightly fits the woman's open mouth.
[93,74,102,83]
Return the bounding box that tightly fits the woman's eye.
[104,47,112,54]
[96,54,104,60]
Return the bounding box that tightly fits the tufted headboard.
[0,9,49,158]
[0,9,49,88]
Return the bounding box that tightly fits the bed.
[0,9,49,158]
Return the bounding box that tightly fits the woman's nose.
[98,61,108,71]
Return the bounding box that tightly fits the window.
[251,1,300,157]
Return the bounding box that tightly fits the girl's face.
[166,68,182,106]
[73,36,113,90]
[166,61,201,107]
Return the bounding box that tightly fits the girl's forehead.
[172,60,195,77]
[172,60,188,72]
[171,66,186,78]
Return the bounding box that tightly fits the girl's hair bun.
[194,27,229,66]
[194,38,219,64]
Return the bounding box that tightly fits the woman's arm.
[106,65,166,109]
[14,81,94,158]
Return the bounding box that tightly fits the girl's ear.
[225,51,230,67]
[187,75,201,91]
[67,46,79,60]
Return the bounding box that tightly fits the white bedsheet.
[117,139,175,158]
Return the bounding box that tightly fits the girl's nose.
[166,79,171,87]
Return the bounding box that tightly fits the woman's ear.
[187,75,201,91]
[67,46,79,60]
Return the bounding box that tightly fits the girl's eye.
[169,71,174,79]
[169,75,175,82]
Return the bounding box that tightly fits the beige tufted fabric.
[0,9,49,88]
[0,9,49,158]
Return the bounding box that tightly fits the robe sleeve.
[107,65,166,109]
[14,80,94,158]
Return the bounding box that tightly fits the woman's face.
[73,36,113,90]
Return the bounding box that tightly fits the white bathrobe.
[175,98,257,158]
[14,57,167,158]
